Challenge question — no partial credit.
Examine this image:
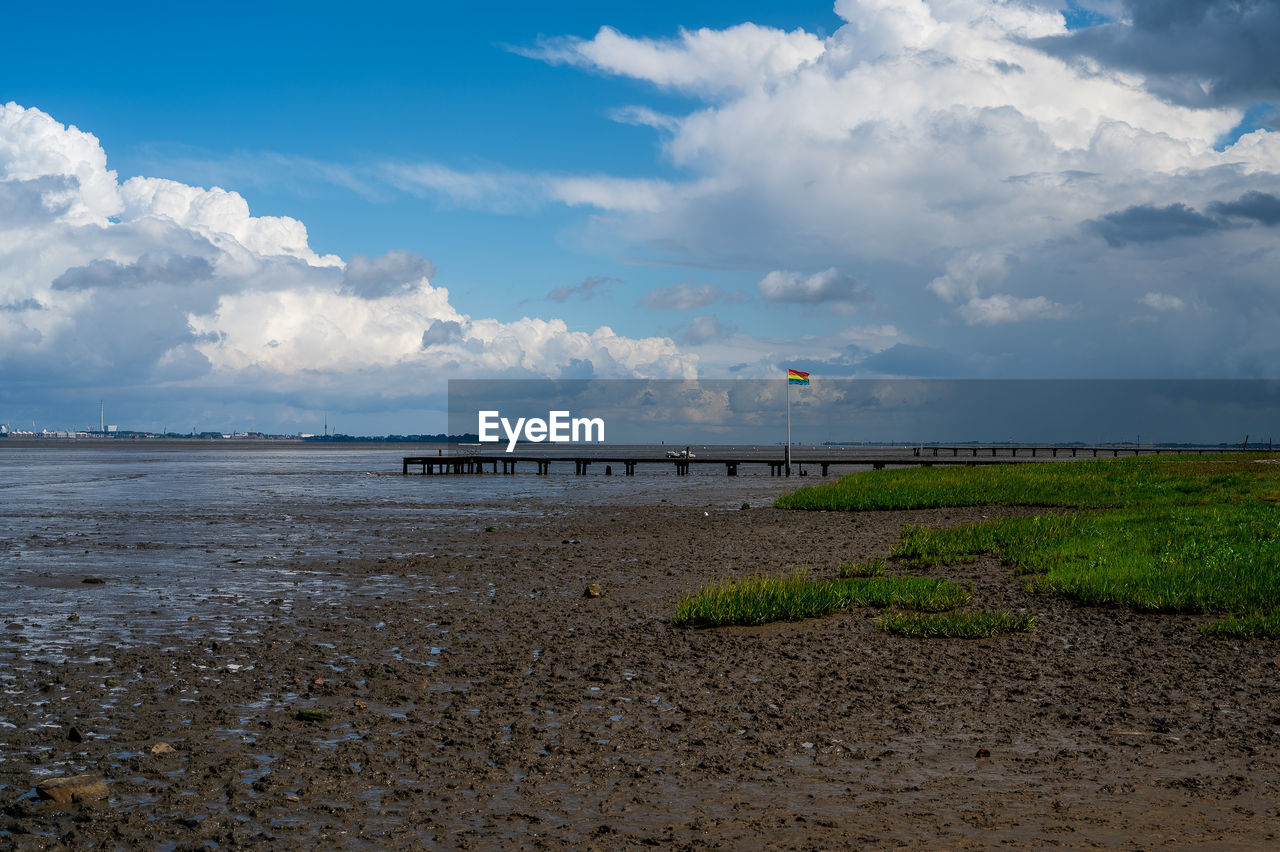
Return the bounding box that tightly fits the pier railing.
[402,445,1245,477]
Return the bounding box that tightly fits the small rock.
[285,794,300,803]
[67,725,84,743]
[976,747,991,758]
[149,742,176,755]
[312,677,325,686]
[36,774,109,803]
[188,616,199,622]
[67,614,80,622]
[583,583,603,598]
[81,577,106,585]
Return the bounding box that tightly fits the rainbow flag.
[787,369,810,385]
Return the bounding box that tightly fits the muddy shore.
[3,495,1278,850]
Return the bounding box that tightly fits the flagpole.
[786,378,791,476]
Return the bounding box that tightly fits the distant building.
[106,425,118,433]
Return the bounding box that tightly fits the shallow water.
[0,444,809,658]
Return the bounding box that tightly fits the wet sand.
[3,499,1279,849]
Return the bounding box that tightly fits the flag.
[787,369,810,385]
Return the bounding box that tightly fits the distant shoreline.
[0,438,472,450]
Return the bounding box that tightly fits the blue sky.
[2,1,1278,436]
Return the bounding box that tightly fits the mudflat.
[3,500,1278,849]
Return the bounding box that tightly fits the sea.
[1,443,851,663]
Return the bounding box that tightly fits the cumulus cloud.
[638,282,723,310]
[343,250,435,298]
[421,318,464,348]
[757,268,871,307]
[927,253,1009,304]
[924,252,1065,326]
[485,0,1280,370]
[1138,292,1187,312]
[52,254,215,291]
[957,294,1074,326]
[0,102,696,431]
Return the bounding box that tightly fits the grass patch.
[777,456,1280,632]
[1199,611,1280,639]
[672,569,969,627]
[775,455,1271,512]
[875,609,1035,639]
[837,557,885,578]
[839,575,971,611]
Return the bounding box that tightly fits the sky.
[1,0,1278,437]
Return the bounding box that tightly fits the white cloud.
[0,103,696,429]
[0,102,121,224]
[492,1,1280,358]
[927,252,1009,304]
[120,177,342,267]
[957,294,1074,325]
[757,268,871,307]
[508,3,1273,264]
[1138,291,1187,312]
[521,23,824,96]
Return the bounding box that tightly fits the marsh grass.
[874,609,1035,638]
[672,569,970,627]
[777,456,1280,636]
[1199,611,1280,638]
[837,557,885,578]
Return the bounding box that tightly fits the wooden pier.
[402,446,1239,477]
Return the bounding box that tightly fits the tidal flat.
[2,450,1278,848]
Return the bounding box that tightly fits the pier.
[402,445,1238,477]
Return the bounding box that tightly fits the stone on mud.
[35,774,109,803]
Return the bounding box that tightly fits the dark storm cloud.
[51,253,215,291]
[1087,202,1224,247]
[1207,190,1280,225]
[1034,0,1280,107]
[1089,191,1280,246]
[342,250,435,298]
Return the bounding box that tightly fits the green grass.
[1199,611,1280,638]
[837,557,885,578]
[672,569,970,627]
[776,456,1280,636]
[875,609,1035,638]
